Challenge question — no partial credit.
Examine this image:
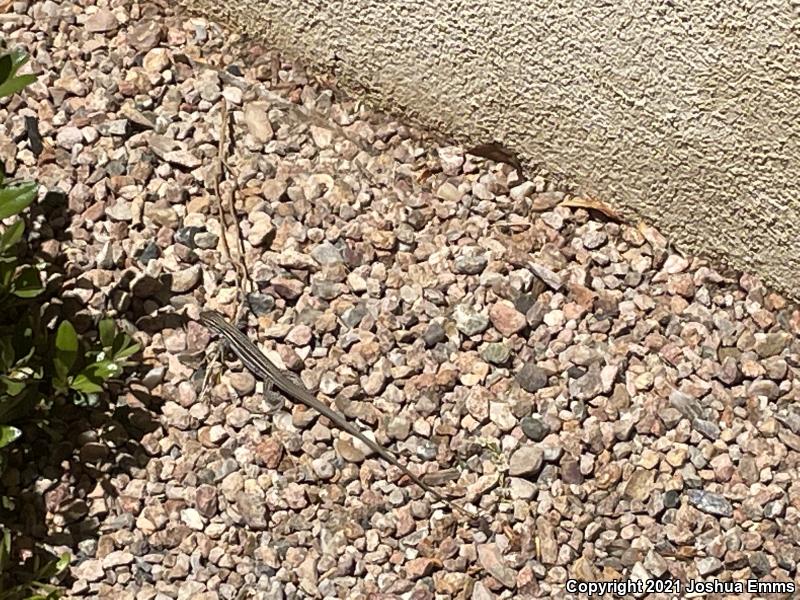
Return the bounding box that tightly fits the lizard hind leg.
[261,379,285,415]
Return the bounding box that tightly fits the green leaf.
[0,181,37,219]
[112,331,139,359]
[0,218,24,252]
[0,54,11,87]
[54,320,78,380]
[0,50,34,99]
[32,551,68,581]
[0,73,37,99]
[0,336,14,370]
[70,357,124,396]
[0,527,9,573]
[0,375,27,396]
[98,319,115,348]
[83,359,122,381]
[55,552,70,573]
[114,341,139,361]
[0,526,8,556]
[9,49,30,72]
[111,331,128,356]
[11,266,42,298]
[69,374,103,394]
[0,259,14,290]
[31,552,70,583]
[0,425,21,448]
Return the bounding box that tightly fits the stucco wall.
[182,0,800,299]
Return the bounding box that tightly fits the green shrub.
[0,49,139,599]
[0,530,67,600]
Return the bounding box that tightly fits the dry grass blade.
[212,99,250,319]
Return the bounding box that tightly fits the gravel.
[1,0,799,598]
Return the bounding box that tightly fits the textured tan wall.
[183,0,800,298]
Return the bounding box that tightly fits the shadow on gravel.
[0,181,161,591]
[0,389,160,590]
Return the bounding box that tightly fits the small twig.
[220,104,250,304]
[200,98,249,398]
[213,99,250,321]
[212,102,235,270]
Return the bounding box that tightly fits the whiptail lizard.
[199,309,480,521]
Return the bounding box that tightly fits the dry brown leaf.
[559,196,623,221]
